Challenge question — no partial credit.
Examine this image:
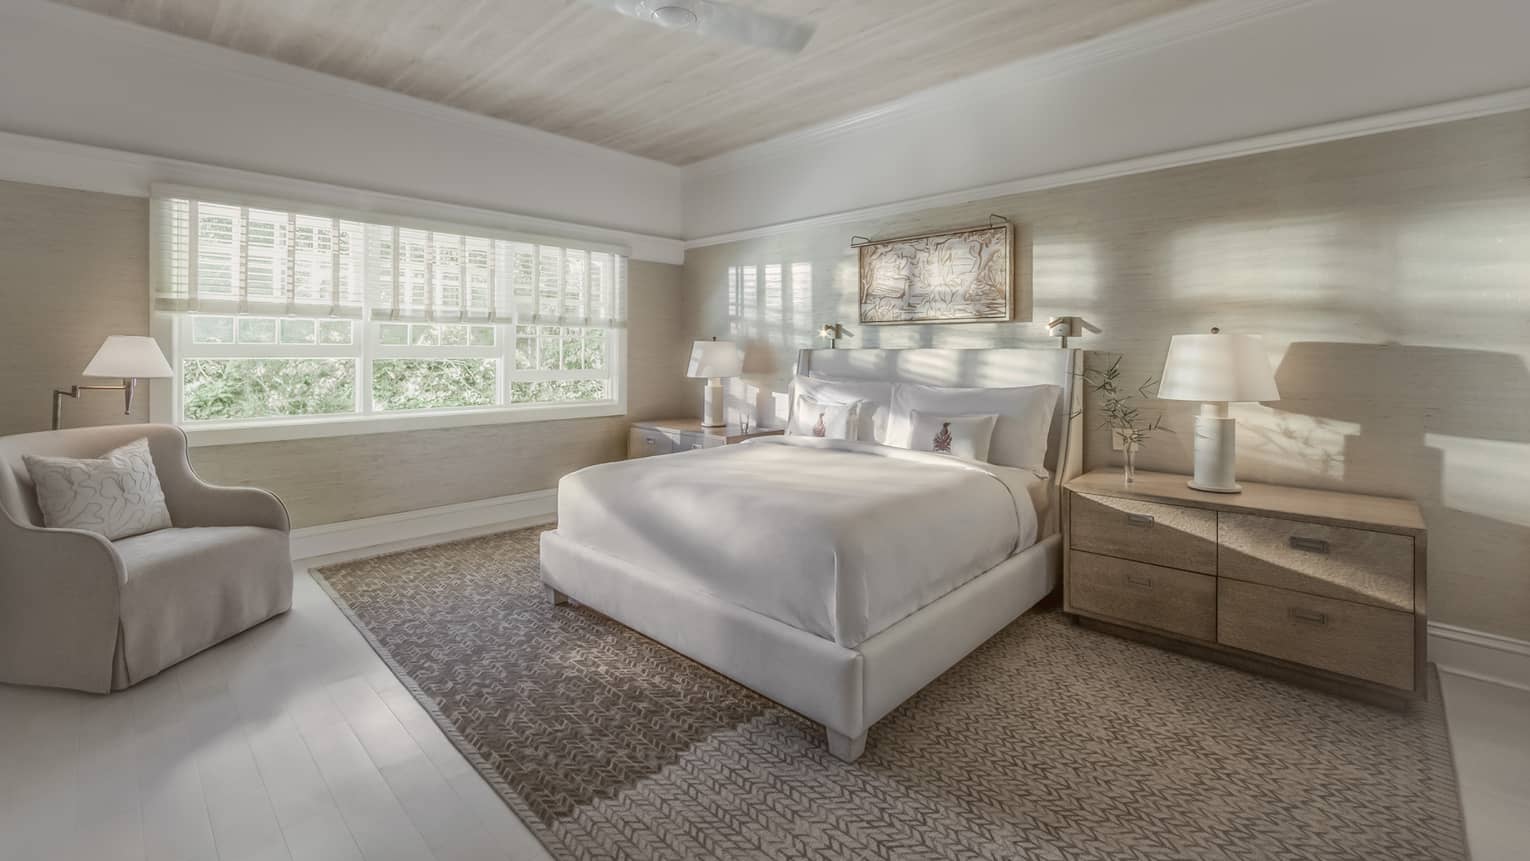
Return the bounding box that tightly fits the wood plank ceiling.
[51,0,1207,165]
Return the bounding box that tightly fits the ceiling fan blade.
[577,0,816,55]
[695,1,816,54]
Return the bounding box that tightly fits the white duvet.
[555,436,1041,648]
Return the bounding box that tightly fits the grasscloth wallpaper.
[4,109,1529,642]
[0,180,691,528]
[0,181,152,433]
[682,110,1530,642]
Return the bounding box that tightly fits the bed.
[539,347,1082,761]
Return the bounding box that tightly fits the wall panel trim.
[290,488,557,563]
[1430,622,1530,692]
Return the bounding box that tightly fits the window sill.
[181,401,626,447]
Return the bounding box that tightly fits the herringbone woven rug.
[314,526,1468,860]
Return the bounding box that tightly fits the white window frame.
[149,188,627,447]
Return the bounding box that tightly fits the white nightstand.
[627,418,784,458]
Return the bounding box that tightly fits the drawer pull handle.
[1289,607,1328,626]
[1288,536,1330,554]
[1125,513,1155,527]
[1125,573,1153,588]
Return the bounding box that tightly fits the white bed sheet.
[555,436,1040,648]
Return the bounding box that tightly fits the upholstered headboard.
[795,347,1083,535]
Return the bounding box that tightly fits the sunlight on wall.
[725,265,740,339]
[1235,407,1359,482]
[764,264,783,332]
[721,260,823,424]
[791,262,812,331]
[1031,239,1102,308]
[1167,215,1383,342]
[1393,197,1530,350]
[1427,433,1530,528]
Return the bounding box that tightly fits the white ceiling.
[49,0,1206,165]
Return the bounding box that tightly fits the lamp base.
[701,378,726,428]
[1189,404,1241,493]
[1187,479,1243,494]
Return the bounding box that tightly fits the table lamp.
[686,338,742,428]
[1157,329,1280,493]
[53,335,173,430]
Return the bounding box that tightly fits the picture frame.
[856,222,1013,325]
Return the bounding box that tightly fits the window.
[151,188,627,440]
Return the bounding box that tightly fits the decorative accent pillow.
[888,383,1060,473]
[795,375,894,443]
[787,395,858,440]
[907,410,1000,461]
[23,438,173,540]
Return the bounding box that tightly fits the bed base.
[539,529,1060,762]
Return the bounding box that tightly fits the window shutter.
[151,197,192,312]
[152,189,626,327]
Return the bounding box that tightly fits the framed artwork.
[857,223,1012,324]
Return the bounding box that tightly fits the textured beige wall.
[682,110,1530,642]
[0,182,152,435]
[0,182,691,527]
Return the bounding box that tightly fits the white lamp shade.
[1158,333,1280,403]
[82,336,173,379]
[686,340,742,378]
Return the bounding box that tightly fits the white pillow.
[888,383,1060,472]
[907,410,999,462]
[787,394,858,440]
[23,437,172,540]
[792,375,893,443]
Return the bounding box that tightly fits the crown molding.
[0,130,686,264]
[685,0,1315,178]
[683,85,1530,249]
[7,0,683,180]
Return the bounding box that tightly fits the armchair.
[0,424,292,692]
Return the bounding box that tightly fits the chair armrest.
[171,482,290,533]
[153,428,290,532]
[0,515,124,693]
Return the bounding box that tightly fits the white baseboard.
[1429,622,1530,692]
[290,489,556,565]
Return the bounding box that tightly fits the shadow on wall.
[1257,342,1530,631]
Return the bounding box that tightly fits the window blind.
[152,193,628,327]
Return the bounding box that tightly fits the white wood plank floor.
[0,566,553,861]
[1,564,1525,861]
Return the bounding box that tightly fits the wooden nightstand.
[1062,469,1428,706]
[627,418,784,459]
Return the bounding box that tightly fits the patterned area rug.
[314,527,1468,861]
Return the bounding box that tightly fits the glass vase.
[1122,443,1138,486]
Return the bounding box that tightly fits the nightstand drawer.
[1219,513,1414,612]
[1218,579,1415,690]
[678,432,715,450]
[1070,493,1217,574]
[1069,551,1217,641]
[627,428,676,458]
